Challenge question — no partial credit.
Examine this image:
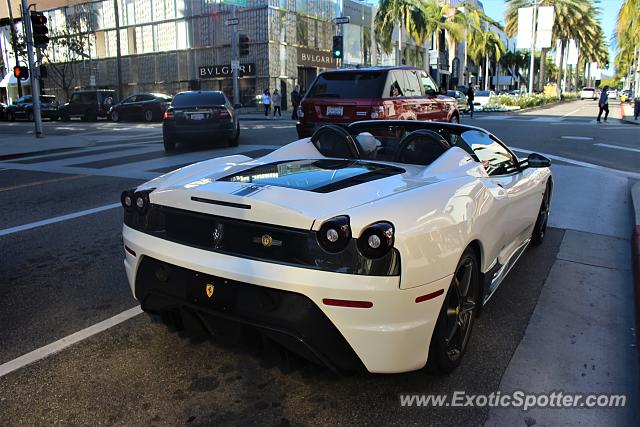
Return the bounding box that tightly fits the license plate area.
[189,113,206,120]
[187,273,236,312]
[326,106,343,117]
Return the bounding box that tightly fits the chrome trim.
[483,238,530,305]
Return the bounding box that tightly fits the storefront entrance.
[297,67,317,94]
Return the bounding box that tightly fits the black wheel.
[28,111,34,121]
[163,137,176,152]
[143,110,154,122]
[427,248,479,374]
[450,115,460,124]
[61,112,70,121]
[531,182,551,245]
[111,110,120,122]
[228,122,240,147]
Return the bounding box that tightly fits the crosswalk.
[473,114,629,127]
[0,141,280,180]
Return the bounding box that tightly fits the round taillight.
[317,216,351,253]
[358,222,394,259]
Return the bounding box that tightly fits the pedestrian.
[263,89,271,117]
[597,85,609,123]
[272,89,282,118]
[467,84,475,118]
[634,96,639,120]
[291,85,301,120]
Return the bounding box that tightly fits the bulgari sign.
[198,63,256,78]
[297,48,336,69]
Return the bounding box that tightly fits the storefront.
[296,47,335,93]
[197,63,257,107]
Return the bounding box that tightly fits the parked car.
[580,87,598,100]
[5,95,59,121]
[121,120,552,374]
[472,90,495,108]
[446,90,469,113]
[162,90,240,151]
[0,102,6,120]
[109,93,172,122]
[606,89,618,100]
[59,90,116,121]
[620,89,634,103]
[296,66,459,138]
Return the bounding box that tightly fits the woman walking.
[263,89,271,117]
[272,89,282,118]
[597,86,609,123]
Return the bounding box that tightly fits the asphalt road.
[0,100,637,426]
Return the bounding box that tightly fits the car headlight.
[317,215,351,253]
[121,188,154,214]
[120,188,136,212]
[357,222,395,259]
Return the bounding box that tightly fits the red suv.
[296,66,458,138]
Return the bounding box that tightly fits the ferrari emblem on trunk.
[261,234,273,247]
[205,283,215,298]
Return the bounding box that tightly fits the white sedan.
[121,121,552,374]
[473,90,495,109]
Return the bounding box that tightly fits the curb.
[619,102,640,125]
[631,182,640,335]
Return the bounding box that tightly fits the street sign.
[333,16,350,25]
[231,60,240,70]
[223,0,246,6]
[225,18,239,26]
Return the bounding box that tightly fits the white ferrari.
[121,121,552,374]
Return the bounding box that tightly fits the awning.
[0,72,30,88]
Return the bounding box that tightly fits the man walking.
[272,89,282,118]
[263,89,271,117]
[467,84,475,118]
[291,85,301,120]
[597,85,609,123]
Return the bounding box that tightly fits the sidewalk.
[486,165,639,425]
[238,109,297,122]
[620,101,639,124]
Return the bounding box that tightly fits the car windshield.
[307,71,386,99]
[446,91,457,97]
[172,92,225,107]
[40,96,56,103]
[476,91,491,97]
[582,88,594,92]
[153,94,172,101]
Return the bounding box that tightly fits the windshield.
[40,96,56,103]
[307,71,386,99]
[476,91,491,97]
[172,92,225,107]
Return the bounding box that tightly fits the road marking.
[595,143,640,153]
[560,136,593,140]
[512,148,640,179]
[561,107,583,118]
[0,203,121,237]
[0,174,87,192]
[0,306,143,378]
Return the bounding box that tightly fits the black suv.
[5,95,60,121]
[60,90,116,121]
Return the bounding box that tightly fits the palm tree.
[467,25,507,90]
[374,0,432,65]
[615,0,640,93]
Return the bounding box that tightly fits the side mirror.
[527,153,551,168]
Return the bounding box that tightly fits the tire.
[163,137,176,152]
[111,110,120,122]
[61,112,70,121]
[143,110,154,122]
[531,182,552,246]
[228,122,240,147]
[450,114,460,124]
[28,111,34,121]
[427,247,480,374]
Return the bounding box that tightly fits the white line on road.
[0,306,143,378]
[560,136,593,140]
[512,148,640,179]
[0,203,121,237]
[595,143,640,153]
[561,107,584,118]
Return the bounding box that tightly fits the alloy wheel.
[144,110,153,122]
[444,258,477,361]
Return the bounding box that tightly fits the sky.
[480,0,623,63]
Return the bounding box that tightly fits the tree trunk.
[538,48,547,92]
[556,40,565,98]
[485,54,489,91]
[397,19,403,66]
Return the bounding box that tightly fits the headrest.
[310,125,361,159]
[395,129,450,165]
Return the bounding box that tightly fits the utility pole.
[528,0,538,94]
[113,0,123,101]
[21,0,42,137]
[6,0,22,97]
[231,7,239,107]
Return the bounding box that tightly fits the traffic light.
[30,11,49,48]
[239,34,249,57]
[605,61,610,70]
[332,35,343,59]
[13,65,29,80]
